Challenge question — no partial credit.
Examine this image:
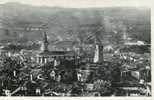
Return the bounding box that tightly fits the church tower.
[93,37,104,63]
[41,32,49,52]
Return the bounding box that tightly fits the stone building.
[93,38,104,63]
[35,32,76,64]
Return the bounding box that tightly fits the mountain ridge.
[0,2,151,44]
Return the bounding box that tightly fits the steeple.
[43,32,48,44]
[41,32,49,52]
[93,36,104,63]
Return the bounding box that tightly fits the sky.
[0,0,152,8]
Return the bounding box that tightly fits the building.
[35,32,76,64]
[93,38,104,63]
[0,45,20,57]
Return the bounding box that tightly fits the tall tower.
[41,32,49,52]
[93,37,104,63]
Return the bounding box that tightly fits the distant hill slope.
[0,2,151,45]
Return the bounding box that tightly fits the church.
[35,32,76,64]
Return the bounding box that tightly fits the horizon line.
[0,1,151,8]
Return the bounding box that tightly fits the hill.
[0,2,151,45]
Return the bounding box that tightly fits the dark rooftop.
[39,51,75,56]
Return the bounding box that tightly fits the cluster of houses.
[0,29,151,96]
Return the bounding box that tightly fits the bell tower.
[41,32,49,52]
[93,36,104,63]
